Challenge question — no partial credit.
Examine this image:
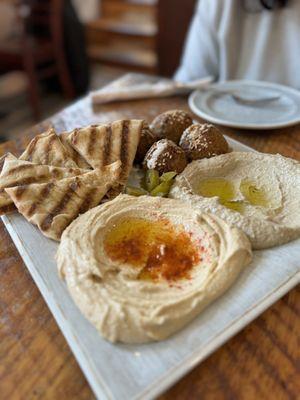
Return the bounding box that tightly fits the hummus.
[57,194,251,343]
[170,152,300,249]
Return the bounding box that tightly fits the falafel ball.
[143,139,187,174]
[150,109,193,144]
[179,123,229,161]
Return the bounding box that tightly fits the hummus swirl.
[57,194,251,343]
[170,152,300,249]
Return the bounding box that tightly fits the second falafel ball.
[143,139,187,174]
[150,109,193,144]
[179,123,229,161]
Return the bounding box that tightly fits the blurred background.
[0,0,196,142]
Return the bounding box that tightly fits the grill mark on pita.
[78,187,99,214]
[14,186,27,200]
[23,136,39,161]
[61,137,81,166]
[40,213,55,233]
[103,125,112,166]
[0,203,16,215]
[0,190,11,207]
[0,154,8,173]
[120,120,130,179]
[67,145,90,169]
[27,182,54,217]
[44,134,56,165]
[6,164,36,176]
[73,150,82,165]
[87,126,97,157]
[51,167,80,179]
[3,175,50,189]
[40,180,80,232]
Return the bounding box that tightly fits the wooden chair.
[156,0,197,77]
[0,0,75,120]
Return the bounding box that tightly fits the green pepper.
[145,169,160,192]
[160,171,177,182]
[125,186,148,197]
[150,181,173,197]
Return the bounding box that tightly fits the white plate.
[189,80,300,129]
[2,137,300,400]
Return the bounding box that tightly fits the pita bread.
[0,154,18,213]
[19,128,78,168]
[68,120,143,192]
[60,131,92,169]
[0,157,87,214]
[6,161,121,240]
[0,153,17,172]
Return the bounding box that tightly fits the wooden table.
[0,79,299,399]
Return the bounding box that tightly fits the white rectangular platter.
[2,136,300,400]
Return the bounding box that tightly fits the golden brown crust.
[59,132,92,169]
[150,110,193,144]
[19,128,78,168]
[143,139,187,174]
[6,161,121,241]
[68,120,143,197]
[0,153,16,174]
[179,123,229,161]
[0,158,87,212]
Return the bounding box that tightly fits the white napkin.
[91,73,214,105]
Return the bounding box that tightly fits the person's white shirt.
[175,0,300,89]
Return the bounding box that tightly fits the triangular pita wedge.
[0,153,17,172]
[20,128,78,168]
[0,153,18,213]
[68,119,143,192]
[0,157,87,188]
[6,161,121,241]
[0,158,87,214]
[60,131,92,169]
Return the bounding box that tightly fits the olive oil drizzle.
[197,178,271,212]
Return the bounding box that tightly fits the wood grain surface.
[0,77,299,400]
